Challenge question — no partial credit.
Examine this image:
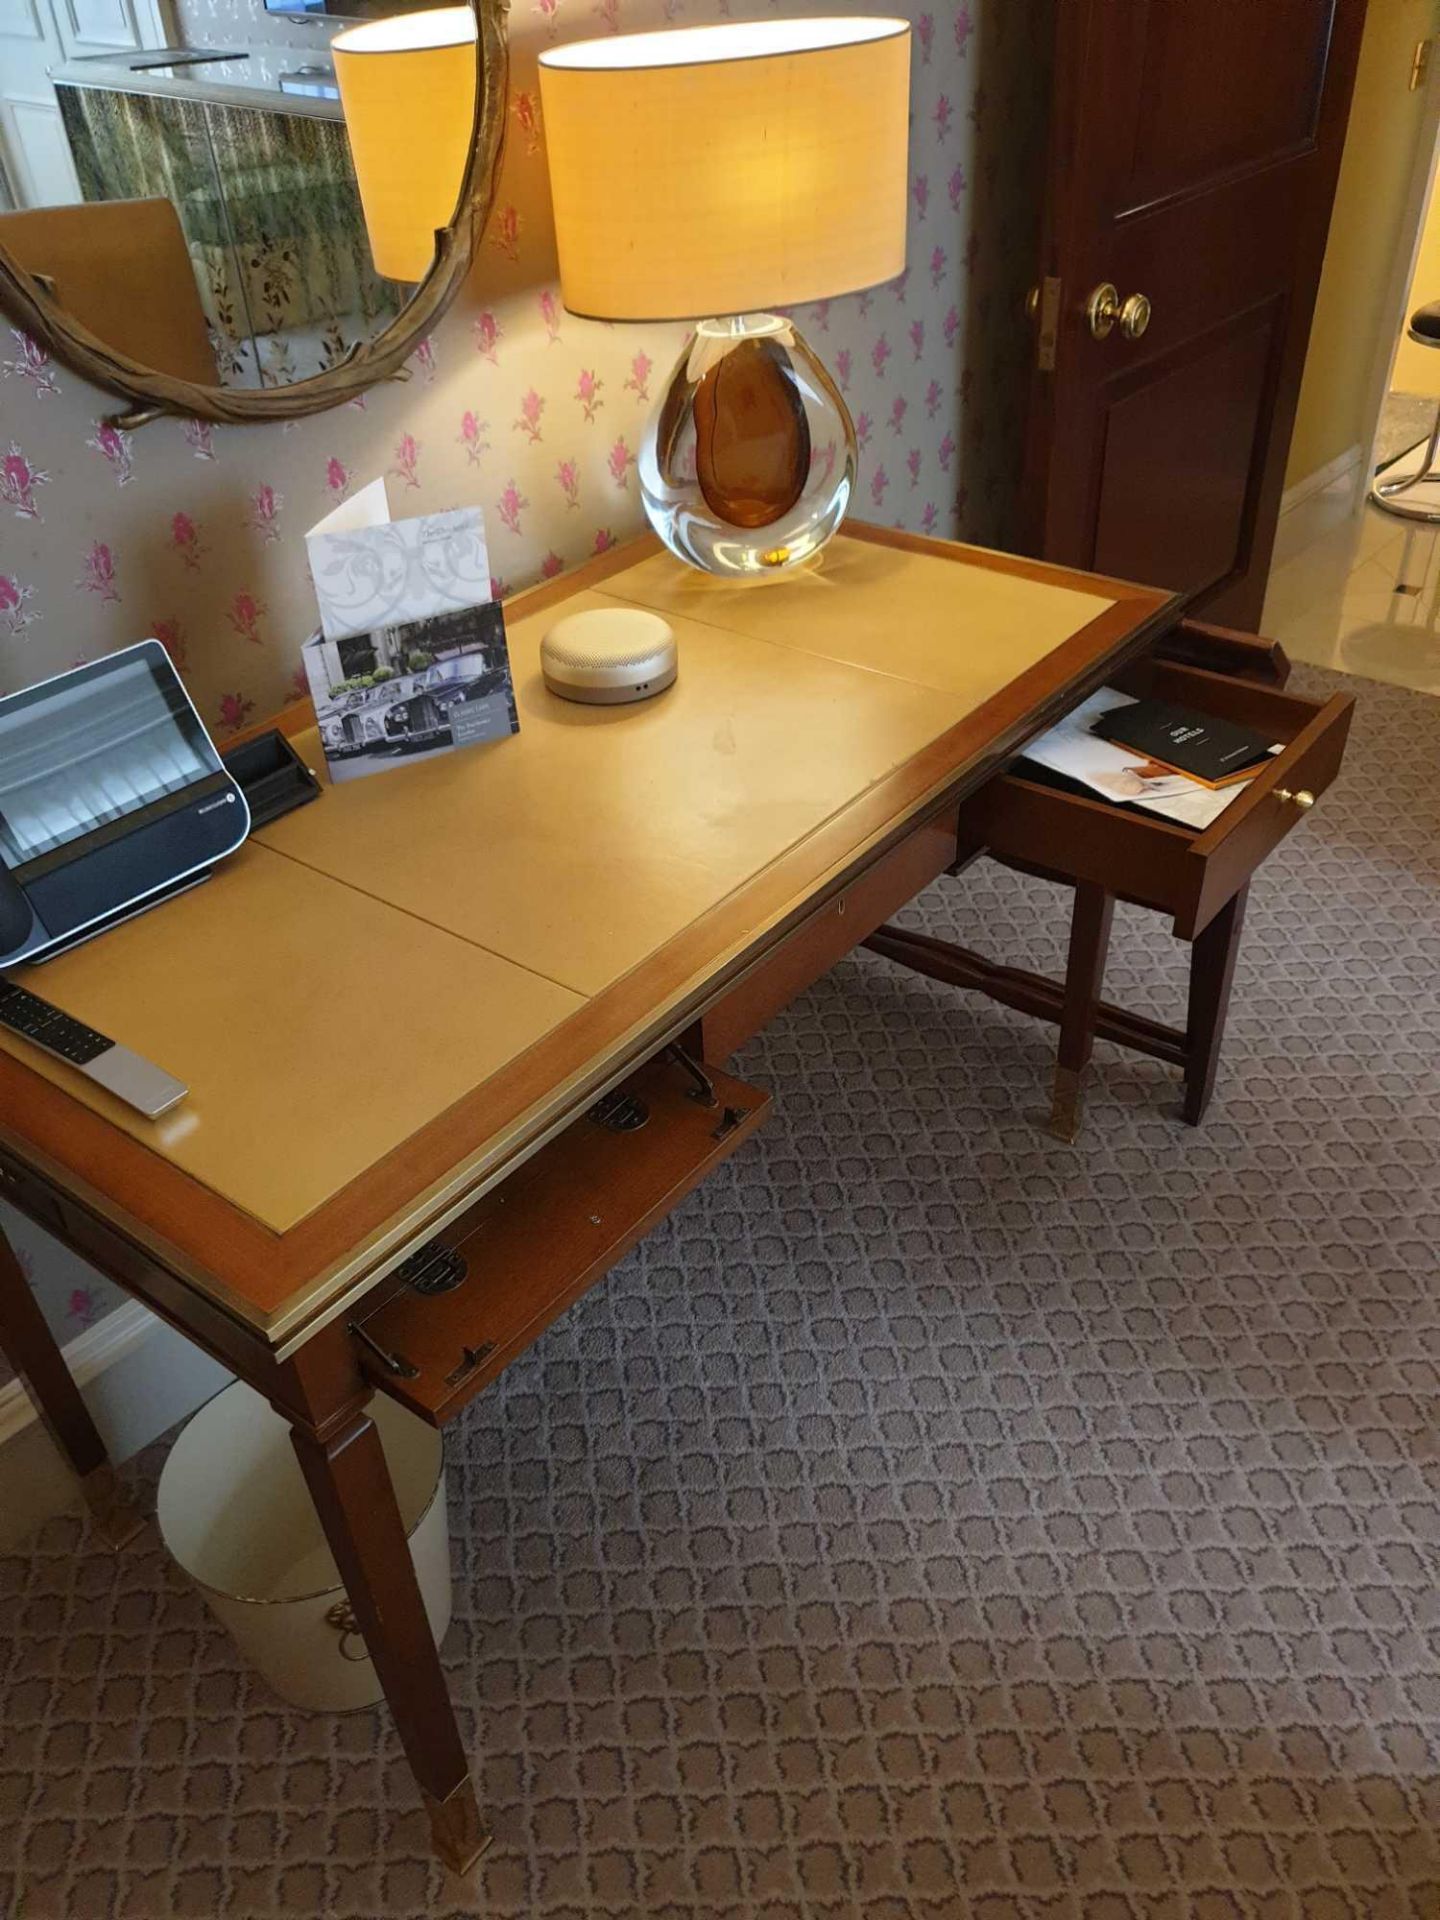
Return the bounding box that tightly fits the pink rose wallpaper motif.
[227,591,266,645]
[458,411,491,463]
[170,511,206,569]
[491,205,523,261]
[2,330,59,399]
[0,574,36,635]
[87,420,135,488]
[576,369,604,422]
[217,691,254,735]
[249,484,283,543]
[77,543,120,603]
[2,444,49,519]
[473,311,501,363]
[497,481,528,536]
[390,433,422,489]
[513,89,543,155]
[514,388,546,443]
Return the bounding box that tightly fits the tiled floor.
[1262,457,1440,698]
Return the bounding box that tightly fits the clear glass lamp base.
[637,314,857,578]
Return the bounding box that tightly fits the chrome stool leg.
[1373,400,1440,522]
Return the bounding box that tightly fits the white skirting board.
[0,1297,232,1551]
[1272,444,1365,570]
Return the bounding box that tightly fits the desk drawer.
[701,813,957,1062]
[349,1050,769,1425]
[961,659,1353,938]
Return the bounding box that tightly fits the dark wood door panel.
[1092,314,1276,596]
[1098,167,1308,374]
[1028,0,1363,628]
[1123,0,1334,214]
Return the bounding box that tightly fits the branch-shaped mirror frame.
[0,0,508,429]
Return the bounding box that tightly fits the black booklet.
[1091,697,1272,789]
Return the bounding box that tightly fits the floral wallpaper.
[0,0,1052,1371]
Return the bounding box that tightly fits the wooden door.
[1025,0,1366,627]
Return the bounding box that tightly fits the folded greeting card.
[306,478,494,639]
[302,480,517,784]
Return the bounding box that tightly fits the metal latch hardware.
[396,1238,468,1296]
[444,1341,496,1388]
[348,1320,419,1379]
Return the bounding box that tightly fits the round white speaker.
[540,607,677,705]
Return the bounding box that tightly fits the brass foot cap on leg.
[425,1779,491,1877]
[81,1464,146,1550]
[1049,1067,1084,1144]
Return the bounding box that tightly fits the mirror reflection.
[0,1,478,392]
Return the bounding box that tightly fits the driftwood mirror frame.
[0,0,508,430]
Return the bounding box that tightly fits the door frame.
[1349,28,1440,519]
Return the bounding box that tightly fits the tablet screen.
[0,645,225,874]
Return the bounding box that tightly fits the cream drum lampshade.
[537,17,910,321]
[333,7,477,284]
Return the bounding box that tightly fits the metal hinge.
[1412,37,1433,90]
[396,1238,468,1296]
[588,1087,650,1132]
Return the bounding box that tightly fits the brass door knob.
[1275,787,1315,809]
[1086,282,1152,341]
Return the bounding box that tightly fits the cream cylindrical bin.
[157,1382,450,1711]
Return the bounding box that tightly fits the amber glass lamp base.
[638,314,857,577]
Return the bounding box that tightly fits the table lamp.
[538,17,910,577]
[333,6,478,284]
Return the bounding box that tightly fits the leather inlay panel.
[605,536,1115,696]
[0,845,584,1231]
[256,577,988,996]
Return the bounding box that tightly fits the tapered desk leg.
[289,1409,489,1876]
[0,1222,144,1547]
[1051,883,1115,1143]
[1183,885,1247,1126]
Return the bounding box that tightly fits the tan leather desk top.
[0,528,1172,1347]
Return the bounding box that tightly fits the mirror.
[0,0,506,426]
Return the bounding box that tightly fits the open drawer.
[959,658,1354,939]
[348,1050,769,1426]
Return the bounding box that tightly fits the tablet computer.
[0,640,250,967]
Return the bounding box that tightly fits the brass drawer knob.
[1275,787,1315,810]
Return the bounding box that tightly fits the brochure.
[1018,689,1279,830]
[302,480,517,783]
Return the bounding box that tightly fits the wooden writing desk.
[0,526,1177,1871]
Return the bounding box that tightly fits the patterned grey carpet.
[4,664,1440,1919]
